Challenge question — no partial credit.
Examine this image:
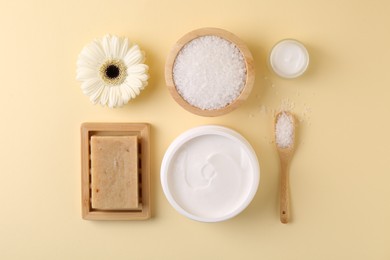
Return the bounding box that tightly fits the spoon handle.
[280,162,290,223]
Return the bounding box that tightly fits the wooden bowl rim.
[165,27,255,117]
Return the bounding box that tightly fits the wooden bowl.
[165,28,255,117]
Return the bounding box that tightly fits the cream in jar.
[269,39,309,78]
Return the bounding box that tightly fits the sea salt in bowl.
[165,28,255,117]
[161,125,260,222]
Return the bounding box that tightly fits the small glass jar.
[269,39,309,79]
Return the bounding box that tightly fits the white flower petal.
[76,68,98,81]
[108,87,118,108]
[127,44,140,54]
[77,56,99,71]
[119,39,129,59]
[79,44,105,67]
[82,41,105,65]
[120,84,131,102]
[120,90,126,105]
[102,35,112,59]
[126,84,137,99]
[115,87,121,107]
[133,86,141,95]
[110,35,120,59]
[115,87,122,107]
[111,87,124,108]
[81,78,101,95]
[133,72,149,82]
[91,40,106,59]
[124,52,142,66]
[123,45,143,66]
[77,58,98,71]
[118,88,126,107]
[99,86,110,106]
[127,81,141,96]
[89,85,105,104]
[127,64,148,75]
[76,43,106,75]
[126,77,143,89]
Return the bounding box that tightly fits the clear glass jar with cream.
[269,39,309,78]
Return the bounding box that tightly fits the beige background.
[0,0,389,259]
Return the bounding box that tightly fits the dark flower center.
[106,65,120,79]
[100,59,126,86]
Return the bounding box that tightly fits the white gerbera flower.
[76,35,149,108]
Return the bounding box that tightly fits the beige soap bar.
[90,135,138,210]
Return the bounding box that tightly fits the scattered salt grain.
[258,104,268,114]
[275,112,294,148]
[280,98,295,111]
[173,36,247,110]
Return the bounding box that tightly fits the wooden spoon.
[274,111,296,224]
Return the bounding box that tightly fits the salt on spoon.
[274,111,296,224]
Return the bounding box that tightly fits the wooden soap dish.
[81,123,151,220]
[165,27,255,117]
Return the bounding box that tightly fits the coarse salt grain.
[173,36,247,110]
[275,112,294,148]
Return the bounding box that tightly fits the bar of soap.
[90,136,139,210]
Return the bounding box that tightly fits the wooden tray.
[81,123,151,220]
